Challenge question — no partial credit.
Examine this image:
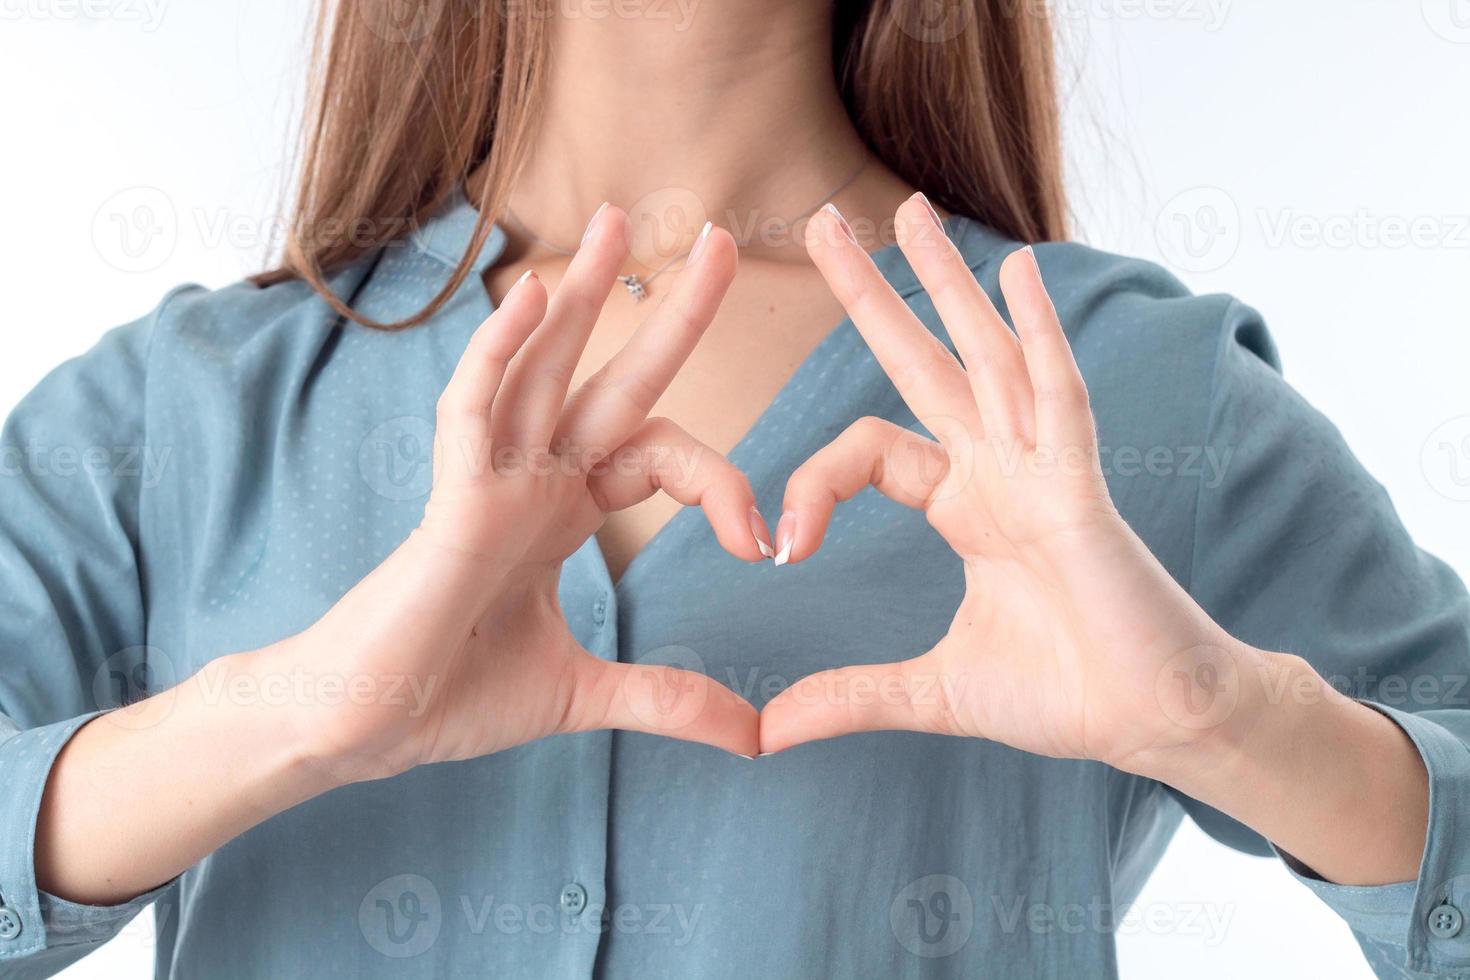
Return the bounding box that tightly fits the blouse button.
[592,596,607,627]
[1429,903,1464,940]
[560,883,588,917]
[0,906,21,941]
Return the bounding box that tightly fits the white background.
[2,2,1468,977]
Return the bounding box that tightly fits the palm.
[762,200,1238,769]
[412,575,584,761]
[302,209,763,781]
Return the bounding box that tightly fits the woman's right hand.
[260,205,765,782]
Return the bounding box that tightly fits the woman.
[2,1,1464,977]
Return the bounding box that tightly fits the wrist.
[406,521,516,578]
[1130,647,1430,885]
[225,636,434,789]
[1134,644,1369,809]
[1118,642,1297,786]
[36,648,344,905]
[186,646,356,800]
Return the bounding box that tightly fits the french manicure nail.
[736,754,757,761]
[757,752,779,758]
[915,192,943,232]
[773,513,796,567]
[580,202,610,246]
[1020,244,1042,278]
[823,202,856,246]
[511,268,536,293]
[685,221,713,268]
[749,505,776,559]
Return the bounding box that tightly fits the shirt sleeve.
[1179,300,1470,978]
[0,292,184,974]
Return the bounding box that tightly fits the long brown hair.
[257,0,1066,329]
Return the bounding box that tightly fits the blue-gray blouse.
[2,193,1469,979]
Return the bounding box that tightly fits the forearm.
[34,644,342,906]
[1153,647,1429,887]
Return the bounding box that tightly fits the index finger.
[804,204,982,440]
[555,223,739,453]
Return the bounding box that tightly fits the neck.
[502,1,876,264]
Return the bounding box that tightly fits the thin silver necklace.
[504,156,869,302]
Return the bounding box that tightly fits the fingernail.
[511,268,536,294]
[685,221,713,268]
[914,192,943,232]
[580,202,610,246]
[749,506,775,559]
[1020,244,1042,279]
[773,513,796,567]
[823,202,856,246]
[735,754,758,761]
[757,752,779,758]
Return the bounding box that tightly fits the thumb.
[759,654,955,754]
[567,655,761,758]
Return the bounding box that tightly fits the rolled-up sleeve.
[1178,300,1470,978]
[1277,703,1470,975]
[0,294,182,973]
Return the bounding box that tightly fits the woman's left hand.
[760,197,1266,775]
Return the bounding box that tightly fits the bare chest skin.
[485,258,849,581]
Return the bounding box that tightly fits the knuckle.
[926,269,970,305]
[640,415,679,442]
[561,282,605,321]
[615,372,661,415]
[586,479,613,514]
[575,367,617,396]
[531,360,576,392]
[850,415,892,442]
[434,393,472,424]
[663,298,708,344]
[894,347,956,391]
[785,462,835,505]
[1035,382,1088,410]
[724,469,754,500]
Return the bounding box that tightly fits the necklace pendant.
[620,274,647,302]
